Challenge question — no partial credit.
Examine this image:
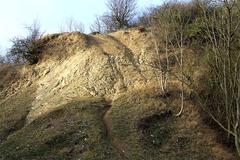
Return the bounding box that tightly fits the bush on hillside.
[7,21,44,65]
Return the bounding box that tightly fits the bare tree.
[0,55,5,63]
[0,46,5,63]
[8,20,44,64]
[90,0,137,33]
[149,5,172,94]
[198,0,240,156]
[106,0,137,31]
[90,13,116,33]
[145,2,192,116]
[137,8,154,28]
[90,16,103,33]
[168,3,192,117]
[152,2,192,116]
[60,17,85,33]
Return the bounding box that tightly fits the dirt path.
[102,101,127,160]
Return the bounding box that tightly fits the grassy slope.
[0,97,118,160]
[107,89,213,160]
[0,87,237,160]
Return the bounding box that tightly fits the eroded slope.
[0,28,238,160]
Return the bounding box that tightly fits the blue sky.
[0,0,163,55]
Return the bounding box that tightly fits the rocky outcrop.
[14,29,158,123]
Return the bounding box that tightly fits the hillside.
[0,28,238,160]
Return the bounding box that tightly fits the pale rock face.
[7,29,158,124]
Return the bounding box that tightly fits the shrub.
[7,21,44,65]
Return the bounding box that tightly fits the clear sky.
[0,0,163,55]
